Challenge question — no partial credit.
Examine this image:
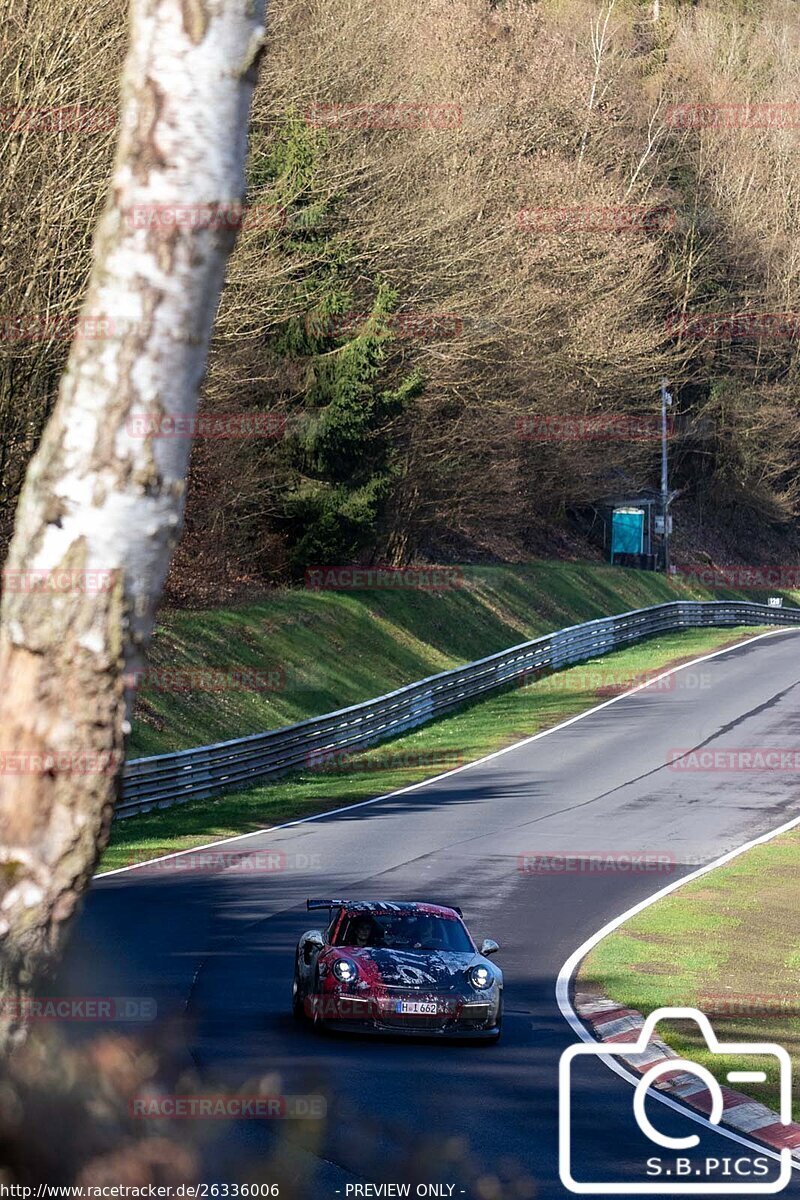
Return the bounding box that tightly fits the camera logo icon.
[559,1006,793,1194]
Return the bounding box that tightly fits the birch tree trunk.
[0,0,266,1047]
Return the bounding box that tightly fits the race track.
[61,629,800,1197]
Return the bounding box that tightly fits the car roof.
[338,901,462,920]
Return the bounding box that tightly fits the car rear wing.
[306,898,463,916]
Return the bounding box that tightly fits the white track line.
[98,626,794,879]
[556,654,800,1169]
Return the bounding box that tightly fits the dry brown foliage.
[3,0,800,589]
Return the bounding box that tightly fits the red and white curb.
[576,993,800,1162]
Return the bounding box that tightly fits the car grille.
[379,1012,449,1032]
[330,985,494,1032]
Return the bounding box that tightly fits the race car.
[291,899,503,1040]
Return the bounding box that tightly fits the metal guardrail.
[118,599,800,818]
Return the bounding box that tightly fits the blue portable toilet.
[610,507,645,559]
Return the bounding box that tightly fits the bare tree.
[577,0,618,172]
[0,0,267,1046]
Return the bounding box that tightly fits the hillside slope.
[4,0,800,597]
[131,560,795,757]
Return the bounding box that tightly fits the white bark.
[0,0,266,1044]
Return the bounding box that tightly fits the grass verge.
[579,825,800,1119]
[131,561,794,758]
[104,624,767,873]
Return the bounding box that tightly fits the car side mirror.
[480,938,500,957]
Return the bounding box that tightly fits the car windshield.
[335,911,473,953]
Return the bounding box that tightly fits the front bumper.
[327,1019,501,1040]
[311,991,500,1038]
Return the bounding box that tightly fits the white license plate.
[396,1000,438,1015]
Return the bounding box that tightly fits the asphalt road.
[61,628,800,1198]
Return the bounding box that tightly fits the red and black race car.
[291,899,503,1040]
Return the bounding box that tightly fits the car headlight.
[467,964,492,990]
[332,958,358,984]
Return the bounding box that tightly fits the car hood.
[343,947,483,989]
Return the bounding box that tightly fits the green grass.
[580,826,800,1118]
[103,624,767,873]
[130,561,796,757]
